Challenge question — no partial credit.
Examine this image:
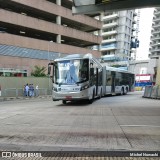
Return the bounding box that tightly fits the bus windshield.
[54,59,89,85]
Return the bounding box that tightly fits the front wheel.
[121,88,124,95]
[88,90,95,104]
[62,100,67,104]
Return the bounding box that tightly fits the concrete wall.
[156,58,160,85]
[129,59,157,75]
[0,55,49,76]
[0,77,52,91]
[0,33,101,57]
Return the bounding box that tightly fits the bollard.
[16,89,18,99]
[144,85,153,98]
[157,86,160,99]
[151,85,158,99]
[0,85,1,97]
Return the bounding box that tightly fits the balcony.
[151,36,160,41]
[102,31,117,36]
[103,22,118,29]
[103,13,119,21]
[101,43,117,51]
[102,38,116,44]
[132,26,136,31]
[152,23,160,29]
[154,11,160,15]
[153,17,160,22]
[151,30,160,35]
[150,42,160,47]
[150,48,160,53]
[149,53,160,58]
[132,19,136,24]
[133,12,137,16]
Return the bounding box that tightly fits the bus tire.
[121,88,124,95]
[88,90,95,104]
[62,100,67,104]
[125,87,128,95]
[99,89,102,99]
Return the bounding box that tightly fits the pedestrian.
[35,85,39,97]
[25,84,29,97]
[23,85,26,96]
[29,84,32,97]
[32,84,34,97]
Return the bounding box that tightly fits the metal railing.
[0,88,52,98]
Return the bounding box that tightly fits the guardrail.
[0,88,52,98]
[143,85,160,99]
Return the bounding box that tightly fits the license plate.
[65,96,72,100]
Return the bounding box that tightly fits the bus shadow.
[56,99,99,107]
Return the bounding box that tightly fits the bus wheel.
[125,88,128,95]
[121,88,124,95]
[62,100,67,104]
[99,89,102,99]
[88,90,95,104]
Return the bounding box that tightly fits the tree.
[31,65,47,77]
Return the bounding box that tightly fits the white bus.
[48,53,134,104]
[102,66,135,96]
[48,54,103,104]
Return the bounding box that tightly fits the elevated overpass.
[72,0,160,15]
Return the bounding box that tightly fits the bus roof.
[102,65,134,74]
[54,53,94,61]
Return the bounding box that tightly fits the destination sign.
[95,0,126,5]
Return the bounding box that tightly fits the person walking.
[25,84,29,97]
[31,84,34,97]
[35,85,39,97]
[23,85,26,96]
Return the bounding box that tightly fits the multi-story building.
[0,0,102,77]
[100,10,137,69]
[149,8,160,59]
[149,7,160,85]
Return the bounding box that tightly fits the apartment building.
[100,10,137,69]
[0,0,102,76]
[149,7,160,85]
[149,8,160,58]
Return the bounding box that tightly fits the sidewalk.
[0,95,52,102]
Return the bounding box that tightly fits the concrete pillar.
[56,0,61,43]
[98,12,103,55]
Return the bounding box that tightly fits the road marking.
[120,125,160,128]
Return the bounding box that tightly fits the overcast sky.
[136,8,154,60]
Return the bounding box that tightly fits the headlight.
[53,86,58,92]
[80,84,89,91]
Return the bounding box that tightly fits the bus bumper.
[52,90,90,101]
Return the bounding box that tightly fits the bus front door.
[96,68,98,96]
[111,71,115,93]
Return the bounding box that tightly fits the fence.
[0,88,52,98]
[143,85,160,99]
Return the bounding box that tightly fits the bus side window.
[90,68,94,76]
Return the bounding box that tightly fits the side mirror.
[48,65,51,75]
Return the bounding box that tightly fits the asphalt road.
[0,91,159,153]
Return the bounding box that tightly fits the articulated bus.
[48,54,134,104]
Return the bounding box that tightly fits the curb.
[0,95,52,102]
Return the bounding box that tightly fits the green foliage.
[31,65,47,77]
